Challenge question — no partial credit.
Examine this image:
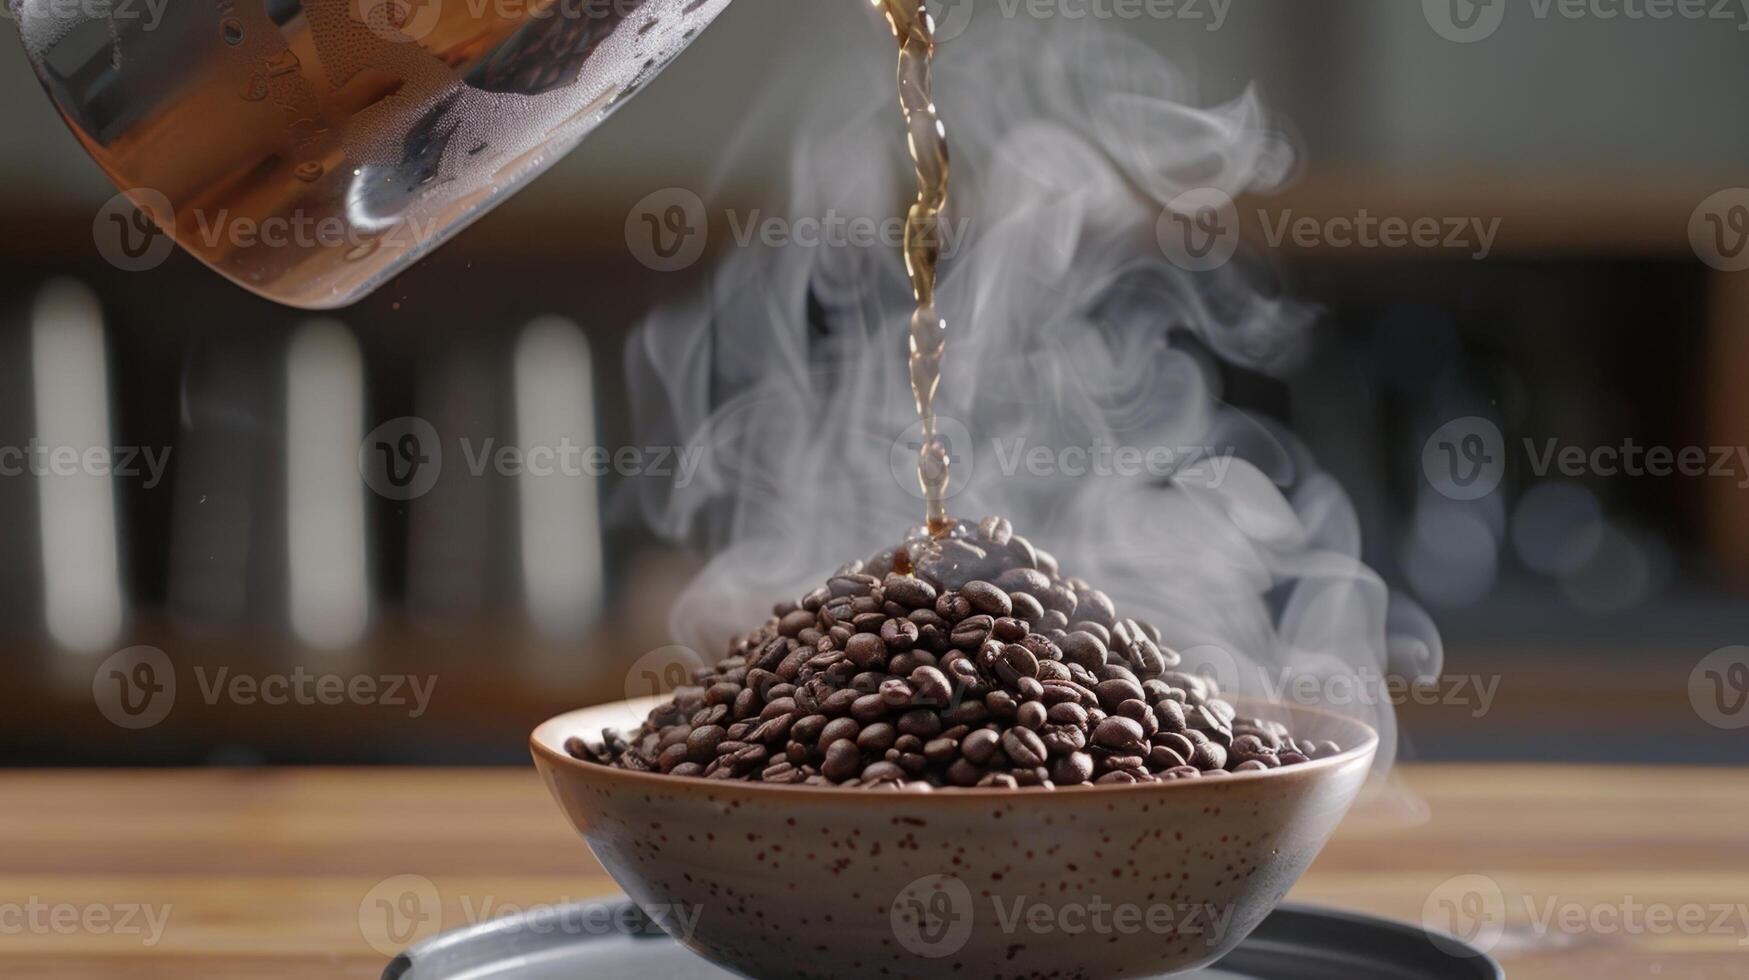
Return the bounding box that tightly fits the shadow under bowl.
[532,697,1377,980]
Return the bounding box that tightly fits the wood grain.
[1,766,1744,979]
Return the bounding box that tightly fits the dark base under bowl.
[384,898,1503,979]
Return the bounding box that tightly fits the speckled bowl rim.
[531,694,1379,802]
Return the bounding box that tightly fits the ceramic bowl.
[531,697,1376,980]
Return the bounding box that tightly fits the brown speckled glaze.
[532,697,1376,980]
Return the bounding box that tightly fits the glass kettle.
[10,0,732,308]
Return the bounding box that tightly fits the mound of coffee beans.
[571,517,1340,789]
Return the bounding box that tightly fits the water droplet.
[295,162,325,183]
[221,18,244,46]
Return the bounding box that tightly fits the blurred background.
[3,0,1748,767]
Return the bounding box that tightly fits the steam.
[624,16,1441,773]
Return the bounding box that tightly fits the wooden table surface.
[2,765,1745,979]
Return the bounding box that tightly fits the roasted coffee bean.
[819,717,860,748]
[1001,728,1048,768]
[883,574,938,609]
[1093,716,1146,753]
[995,645,1040,688]
[910,665,954,705]
[1077,589,1118,626]
[1147,744,1187,771]
[1016,700,1048,731]
[751,714,794,744]
[978,515,1013,545]
[1116,699,1157,736]
[879,678,916,708]
[897,708,942,738]
[1192,741,1228,771]
[822,740,862,782]
[857,723,898,754]
[686,725,727,763]
[1095,678,1145,712]
[1040,724,1086,756]
[949,614,995,649]
[992,617,1030,642]
[962,580,1013,618]
[1278,751,1310,766]
[962,728,1001,765]
[985,690,1019,719]
[1060,631,1108,671]
[778,609,815,637]
[1233,759,1269,773]
[658,743,690,772]
[1051,751,1094,785]
[923,737,960,763]
[880,618,920,651]
[935,592,973,622]
[863,760,908,783]
[946,758,986,787]
[1153,730,1195,760]
[791,714,828,746]
[850,693,891,724]
[1009,591,1046,623]
[941,699,990,727]
[1047,701,1088,727]
[993,567,1051,596]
